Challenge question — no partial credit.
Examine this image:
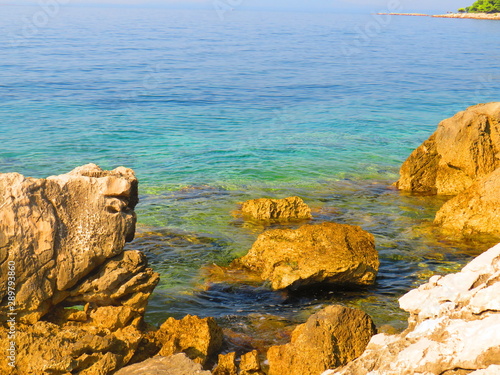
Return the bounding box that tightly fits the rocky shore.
[2,103,500,374]
[377,12,500,20]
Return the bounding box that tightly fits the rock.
[213,352,238,375]
[0,164,159,374]
[115,354,212,375]
[267,305,376,375]
[0,320,143,374]
[212,351,264,375]
[396,102,500,194]
[232,222,378,290]
[239,350,265,375]
[434,168,500,236]
[325,243,500,375]
[240,196,312,221]
[155,315,223,365]
[0,163,151,324]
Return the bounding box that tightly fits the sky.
[3,0,471,14]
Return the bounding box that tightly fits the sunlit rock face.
[396,102,500,195]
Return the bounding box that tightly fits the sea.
[1,4,500,351]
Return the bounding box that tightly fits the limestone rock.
[325,243,500,375]
[213,351,264,375]
[0,164,150,323]
[0,320,143,375]
[213,352,238,375]
[233,222,378,290]
[115,354,212,375]
[434,168,500,235]
[240,196,312,221]
[267,305,376,375]
[156,315,223,365]
[239,350,264,375]
[396,102,500,194]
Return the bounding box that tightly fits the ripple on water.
[125,179,499,353]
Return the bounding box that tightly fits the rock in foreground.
[0,164,159,373]
[268,305,376,375]
[434,168,500,236]
[115,354,211,375]
[396,102,500,195]
[240,196,312,221]
[155,315,223,365]
[324,243,500,375]
[233,222,378,290]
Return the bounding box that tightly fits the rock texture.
[0,164,159,374]
[434,168,500,235]
[155,315,223,365]
[213,350,264,375]
[267,305,376,375]
[233,222,378,290]
[396,102,500,195]
[324,243,500,375]
[115,354,212,375]
[240,196,312,221]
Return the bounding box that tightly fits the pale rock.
[324,243,500,375]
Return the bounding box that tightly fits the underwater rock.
[155,315,223,366]
[434,168,500,236]
[240,196,312,221]
[396,102,500,194]
[323,243,500,375]
[115,353,212,375]
[232,222,378,290]
[267,305,376,375]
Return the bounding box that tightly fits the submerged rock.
[232,222,378,290]
[324,243,500,375]
[115,353,212,375]
[396,102,500,195]
[240,196,312,221]
[267,305,376,375]
[155,315,223,366]
[434,168,500,236]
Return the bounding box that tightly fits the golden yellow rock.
[240,196,312,221]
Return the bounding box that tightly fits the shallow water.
[1,5,500,352]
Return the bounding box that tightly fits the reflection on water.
[126,179,498,353]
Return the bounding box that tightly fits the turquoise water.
[1,6,500,350]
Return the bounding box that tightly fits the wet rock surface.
[232,222,378,290]
[240,196,312,221]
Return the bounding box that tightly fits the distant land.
[376,12,500,20]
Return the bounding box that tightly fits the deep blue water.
[1,5,499,350]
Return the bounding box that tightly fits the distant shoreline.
[376,12,500,20]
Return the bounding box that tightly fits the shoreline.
[376,12,500,20]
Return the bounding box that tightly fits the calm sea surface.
[1,5,500,350]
